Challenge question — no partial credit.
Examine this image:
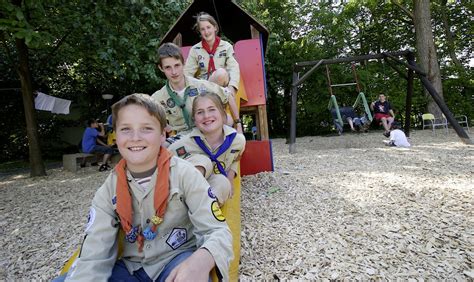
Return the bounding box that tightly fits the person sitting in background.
[81,118,114,171]
[383,122,411,148]
[370,93,395,137]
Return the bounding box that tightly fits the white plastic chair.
[422,113,448,135]
[453,115,470,132]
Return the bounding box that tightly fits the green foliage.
[241,0,473,136]
[0,0,189,162]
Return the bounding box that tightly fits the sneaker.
[383,131,390,138]
[99,164,108,172]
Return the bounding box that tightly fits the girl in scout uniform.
[168,93,245,206]
[58,94,232,281]
[184,12,240,97]
[152,43,241,144]
[184,13,243,134]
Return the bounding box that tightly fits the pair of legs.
[375,113,394,132]
[91,145,115,170]
[53,250,196,282]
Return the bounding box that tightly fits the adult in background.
[81,118,114,171]
[370,93,395,137]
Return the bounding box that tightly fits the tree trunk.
[440,0,462,69]
[413,0,444,117]
[15,37,46,177]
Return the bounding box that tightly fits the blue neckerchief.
[193,132,237,176]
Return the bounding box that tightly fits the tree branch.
[391,0,414,22]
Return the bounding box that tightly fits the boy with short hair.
[63,94,233,281]
[384,122,411,148]
[81,118,114,171]
[151,43,242,145]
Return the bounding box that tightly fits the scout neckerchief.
[115,146,172,252]
[201,36,221,75]
[193,132,236,177]
[166,82,193,128]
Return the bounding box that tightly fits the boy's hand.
[165,249,215,282]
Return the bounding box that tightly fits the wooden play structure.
[289,51,472,153]
[160,0,273,280]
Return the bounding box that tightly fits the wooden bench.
[63,153,96,172]
[63,153,122,172]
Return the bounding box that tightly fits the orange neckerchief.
[115,146,171,252]
[202,36,221,75]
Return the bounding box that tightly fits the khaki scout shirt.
[184,40,240,90]
[151,76,229,134]
[168,125,246,175]
[66,156,233,282]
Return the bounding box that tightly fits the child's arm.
[66,177,119,281]
[165,248,215,282]
[177,161,233,282]
[224,43,240,91]
[226,133,246,198]
[184,47,199,78]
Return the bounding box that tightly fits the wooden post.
[405,53,414,137]
[289,71,298,154]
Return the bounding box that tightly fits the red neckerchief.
[201,36,221,75]
[115,147,171,252]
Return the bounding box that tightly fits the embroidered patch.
[166,98,175,108]
[230,149,240,153]
[166,228,187,250]
[208,187,217,199]
[211,201,225,222]
[85,207,96,232]
[218,50,227,57]
[176,146,188,157]
[198,86,208,94]
[213,161,226,174]
[160,101,166,107]
[111,196,117,205]
[199,62,205,68]
[188,88,198,97]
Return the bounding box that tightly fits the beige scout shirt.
[168,125,246,177]
[151,76,229,134]
[184,40,240,90]
[66,156,233,282]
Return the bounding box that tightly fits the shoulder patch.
[208,187,217,199]
[188,88,198,97]
[166,228,188,250]
[176,146,189,158]
[85,207,96,232]
[211,201,225,222]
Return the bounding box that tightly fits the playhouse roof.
[160,0,269,51]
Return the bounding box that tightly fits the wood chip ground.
[0,130,472,280]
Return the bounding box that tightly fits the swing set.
[326,63,373,129]
[288,50,472,153]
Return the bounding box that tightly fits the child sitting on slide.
[54,94,233,281]
[169,92,246,206]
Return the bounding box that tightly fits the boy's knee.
[209,68,229,87]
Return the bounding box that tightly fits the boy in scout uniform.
[184,12,240,97]
[168,93,245,206]
[59,94,233,281]
[151,43,241,144]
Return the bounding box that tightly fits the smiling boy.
[62,94,233,281]
[151,43,241,144]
